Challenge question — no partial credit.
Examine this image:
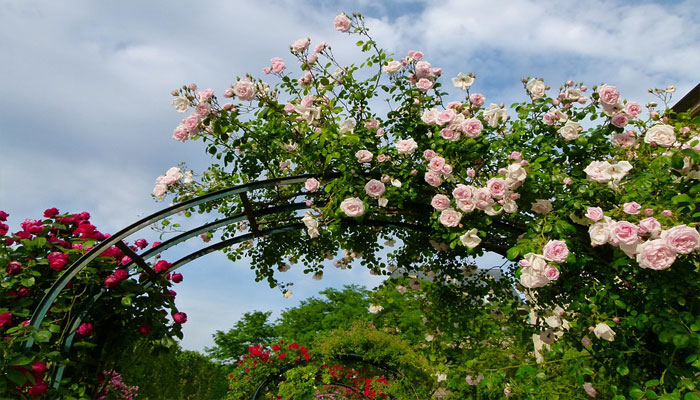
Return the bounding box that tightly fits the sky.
[1,0,698,352]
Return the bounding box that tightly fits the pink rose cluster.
[405,55,442,92]
[595,84,641,128]
[153,167,184,198]
[519,240,569,288]
[421,106,484,141]
[429,153,527,217]
[586,206,700,270]
[171,88,215,142]
[263,57,286,75]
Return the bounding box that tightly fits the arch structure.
[23,173,521,391]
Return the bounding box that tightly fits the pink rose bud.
[376,128,385,137]
[662,210,672,217]
[467,168,476,178]
[520,160,529,166]
[552,99,560,106]
[558,92,566,99]
[411,169,417,175]
[578,97,588,104]
[588,326,595,332]
[511,193,520,199]
[613,317,620,323]
[644,208,653,216]
[564,103,571,109]
[519,259,530,267]
[222,103,234,111]
[566,80,574,86]
[509,151,522,160]
[498,168,507,174]
[171,90,179,96]
[188,83,197,91]
[563,177,572,185]
[305,200,313,207]
[650,111,659,120]
[680,126,690,134]
[381,175,390,183]
[581,86,588,92]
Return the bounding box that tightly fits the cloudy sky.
[1,0,698,351]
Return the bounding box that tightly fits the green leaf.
[671,154,685,169]
[21,277,35,287]
[6,368,26,386]
[34,330,51,343]
[630,388,645,399]
[616,364,629,376]
[506,247,520,261]
[615,300,626,309]
[684,393,700,400]
[9,355,33,366]
[121,296,133,307]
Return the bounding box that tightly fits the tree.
[207,311,278,364]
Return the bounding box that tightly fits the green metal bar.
[24,174,329,351]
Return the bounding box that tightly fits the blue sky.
[1,0,698,351]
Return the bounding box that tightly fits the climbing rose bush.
[156,11,700,399]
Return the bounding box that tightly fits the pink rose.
[0,312,12,327]
[662,210,673,217]
[612,131,636,148]
[77,322,93,336]
[291,37,310,52]
[314,41,327,53]
[171,273,183,283]
[172,125,188,142]
[623,201,642,215]
[428,156,445,172]
[611,112,629,128]
[452,184,473,201]
[270,57,286,73]
[408,50,424,61]
[542,240,569,263]
[364,179,386,198]
[421,108,438,125]
[440,128,459,141]
[441,164,453,175]
[470,93,485,107]
[439,208,462,227]
[436,109,456,126]
[431,194,450,211]
[583,383,597,398]
[182,115,200,132]
[173,312,188,324]
[585,207,604,221]
[457,198,476,212]
[340,198,365,217]
[467,168,476,178]
[195,103,211,117]
[355,149,373,163]
[364,119,379,130]
[377,154,389,163]
[234,79,256,101]
[597,84,620,106]
[636,239,676,270]
[423,149,436,160]
[661,225,700,254]
[610,221,639,245]
[544,265,560,281]
[197,89,214,102]
[624,102,642,118]
[424,171,443,187]
[395,138,418,154]
[486,178,507,199]
[416,78,434,91]
[305,178,320,192]
[334,14,352,32]
[415,61,433,78]
[461,118,483,138]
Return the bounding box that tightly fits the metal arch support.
[23,173,333,351]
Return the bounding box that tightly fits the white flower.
[644,124,676,148]
[395,138,418,154]
[526,78,546,99]
[593,323,616,341]
[558,120,580,141]
[606,161,633,181]
[382,60,402,75]
[425,334,434,342]
[368,304,384,314]
[436,372,447,382]
[172,97,189,113]
[378,197,388,207]
[339,119,356,135]
[460,229,482,249]
[531,199,553,214]
[294,105,321,123]
[283,290,293,299]
[301,213,319,238]
[183,171,194,184]
[483,103,508,127]
[452,72,475,90]
[583,161,612,183]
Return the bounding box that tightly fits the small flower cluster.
[96,370,139,400]
[586,206,700,270]
[171,84,215,142]
[596,84,642,129]
[421,104,484,141]
[12,361,48,397]
[519,240,570,288]
[153,166,184,197]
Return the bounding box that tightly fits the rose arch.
[4,11,700,399]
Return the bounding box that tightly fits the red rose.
[5,261,22,275]
[173,312,187,324]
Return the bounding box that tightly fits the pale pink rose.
[452,184,473,201]
[197,89,214,102]
[340,198,365,217]
[377,154,389,162]
[421,108,438,125]
[461,118,483,138]
[644,208,654,216]
[284,103,295,113]
[583,161,612,183]
[195,103,211,117]
[364,179,386,198]
[544,265,560,281]
[291,37,310,52]
[644,124,676,147]
[583,383,597,398]
[610,221,639,246]
[661,225,700,254]
[355,150,373,163]
[305,178,320,192]
[520,266,549,288]
[270,57,286,73]
[364,119,379,130]
[396,138,418,154]
[172,125,189,142]
[612,131,636,148]
[432,67,442,76]
[509,151,522,161]
[415,61,432,78]
[439,208,462,227]
[440,128,458,141]
[416,78,434,91]
[473,188,494,210]
[428,156,445,172]
[636,239,676,270]
[543,240,569,263]
[424,171,443,187]
[334,14,352,31]
[662,210,673,217]
[611,112,629,128]
[470,93,485,107]
[153,183,167,197]
[563,177,572,185]
[623,201,642,215]
[486,178,507,199]
[376,128,385,137]
[531,199,553,214]
[234,79,256,101]
[224,88,234,98]
[457,198,476,213]
[467,168,476,178]
[597,84,620,106]
[441,164,453,174]
[589,220,611,246]
[624,102,642,118]
[585,207,604,221]
[431,194,450,211]
[183,115,200,132]
[423,149,436,160]
[314,41,327,53]
[436,109,456,126]
[408,50,424,61]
